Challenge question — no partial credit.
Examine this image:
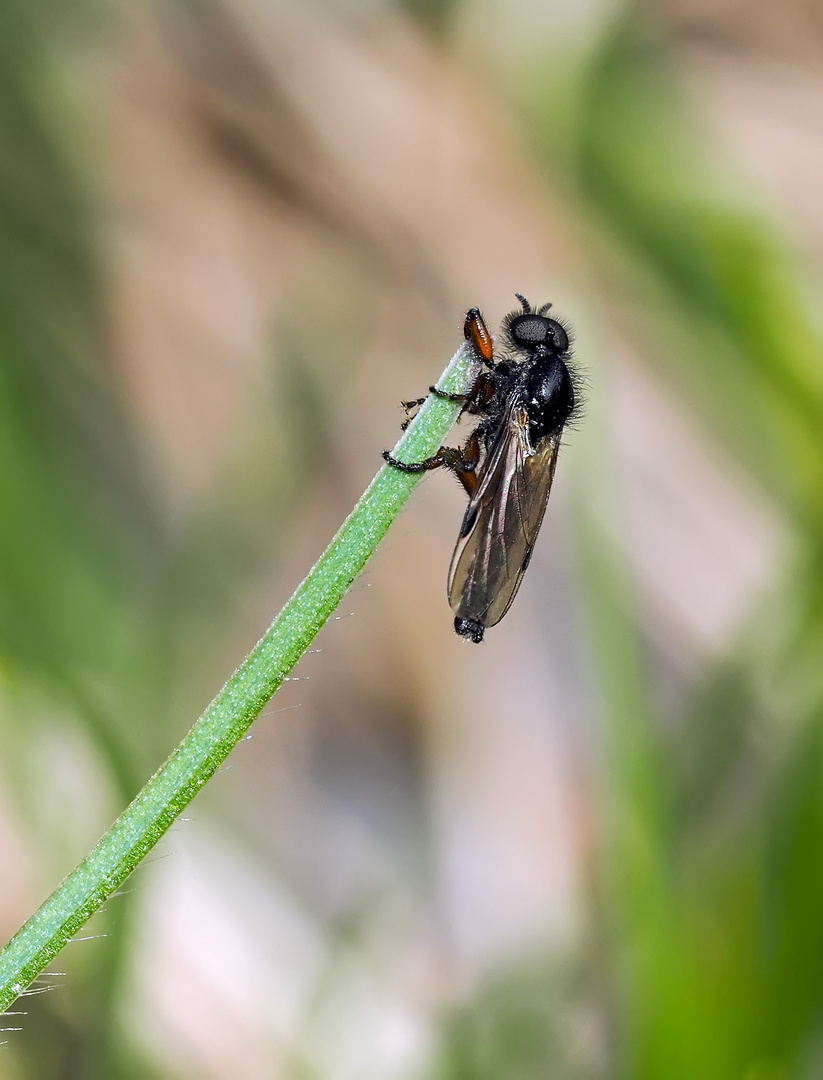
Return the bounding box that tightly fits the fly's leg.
[382,446,460,473]
[430,374,495,419]
[383,432,480,496]
[400,398,426,431]
[399,388,467,431]
[397,373,496,430]
[431,373,495,409]
[465,374,496,416]
[428,386,469,403]
[453,432,480,495]
[398,385,474,430]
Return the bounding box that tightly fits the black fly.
[384,295,580,643]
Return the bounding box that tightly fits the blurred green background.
[2,0,823,1076]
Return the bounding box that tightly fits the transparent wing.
[447,401,560,630]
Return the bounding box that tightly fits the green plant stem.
[0,341,476,1013]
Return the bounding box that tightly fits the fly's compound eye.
[508,314,551,348]
[545,318,569,354]
[509,314,569,355]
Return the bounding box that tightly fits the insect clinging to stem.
[383,295,581,643]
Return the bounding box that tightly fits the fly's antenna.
[537,302,553,316]
[514,293,531,314]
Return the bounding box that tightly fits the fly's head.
[504,295,570,359]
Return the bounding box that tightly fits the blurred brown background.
[2,0,823,1077]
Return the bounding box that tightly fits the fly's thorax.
[526,355,574,441]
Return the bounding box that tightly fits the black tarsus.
[400,397,427,430]
[398,385,476,431]
[383,430,480,496]
[428,385,470,403]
